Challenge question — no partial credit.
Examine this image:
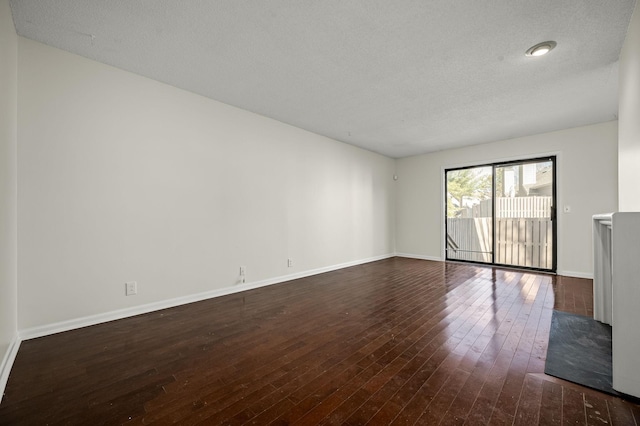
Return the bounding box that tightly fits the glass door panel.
[445,166,493,263]
[494,160,554,270]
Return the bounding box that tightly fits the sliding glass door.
[445,157,556,272]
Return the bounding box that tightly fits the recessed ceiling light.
[525,41,557,57]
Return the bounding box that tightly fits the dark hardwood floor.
[1,258,638,425]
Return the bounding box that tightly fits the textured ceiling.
[9,0,637,158]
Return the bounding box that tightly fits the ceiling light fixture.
[525,41,557,57]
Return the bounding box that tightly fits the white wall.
[0,0,19,370]
[17,38,396,330]
[396,121,618,277]
[12,9,636,332]
[619,3,640,211]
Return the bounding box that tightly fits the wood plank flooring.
[1,258,639,425]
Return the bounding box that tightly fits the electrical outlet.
[125,281,137,296]
[287,258,293,268]
[239,266,246,284]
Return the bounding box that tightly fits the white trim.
[395,253,443,262]
[441,169,446,260]
[612,375,640,399]
[557,270,593,279]
[19,254,395,341]
[395,253,591,279]
[0,334,21,404]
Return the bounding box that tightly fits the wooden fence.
[496,197,551,218]
[447,217,553,269]
[461,196,552,218]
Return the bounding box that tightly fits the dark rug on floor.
[545,310,619,396]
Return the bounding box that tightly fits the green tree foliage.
[446,168,492,217]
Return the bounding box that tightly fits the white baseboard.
[396,255,593,280]
[395,253,443,262]
[557,270,593,279]
[0,334,21,404]
[19,253,395,341]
